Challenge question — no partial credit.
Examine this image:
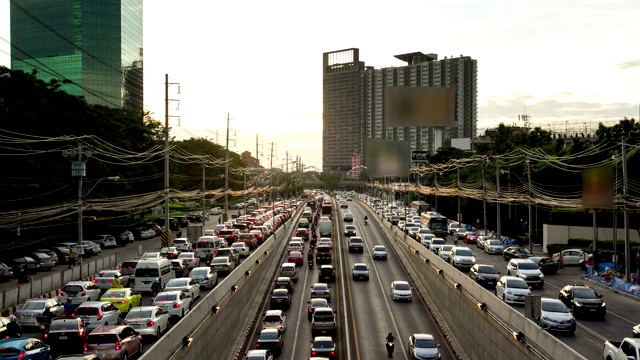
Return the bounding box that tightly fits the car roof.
[320,265,333,269]
[77,301,110,307]
[90,325,126,334]
[260,328,279,334]
[501,276,527,283]
[157,290,183,296]
[265,309,284,316]
[540,297,564,304]
[414,333,435,340]
[128,306,158,312]
[0,337,31,347]
[24,298,48,303]
[393,280,409,285]
[510,258,536,264]
[65,281,92,286]
[313,336,334,341]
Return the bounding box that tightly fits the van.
[132,259,174,292]
[279,263,299,283]
[195,236,224,259]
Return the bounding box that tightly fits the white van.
[195,236,224,260]
[132,259,174,292]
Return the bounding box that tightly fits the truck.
[603,338,640,360]
[318,220,333,238]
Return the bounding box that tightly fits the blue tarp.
[582,266,640,297]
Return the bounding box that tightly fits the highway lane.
[411,233,640,360]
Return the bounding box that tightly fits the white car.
[449,246,476,270]
[495,276,531,305]
[287,241,304,253]
[551,248,590,266]
[74,301,122,330]
[123,305,170,339]
[173,238,192,252]
[93,235,117,249]
[210,207,222,215]
[164,277,201,300]
[244,350,274,360]
[177,252,200,270]
[61,281,102,305]
[484,239,504,254]
[310,283,331,302]
[93,270,130,290]
[189,267,218,289]
[84,241,102,255]
[318,238,333,248]
[141,252,163,260]
[438,245,454,261]
[420,234,435,248]
[428,238,446,253]
[262,309,288,333]
[372,245,388,260]
[231,242,250,257]
[152,291,191,318]
[477,235,491,248]
[390,280,412,302]
[507,259,544,289]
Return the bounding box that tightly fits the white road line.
[338,218,353,360]
[289,252,311,360]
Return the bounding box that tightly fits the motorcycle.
[365,219,368,225]
[308,259,314,269]
[386,341,395,356]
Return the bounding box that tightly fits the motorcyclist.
[386,332,395,343]
[307,250,314,262]
[365,215,368,224]
[6,316,21,338]
[205,250,214,265]
[63,298,75,316]
[151,279,163,296]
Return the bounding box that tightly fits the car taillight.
[92,279,98,284]
[311,351,318,356]
[43,333,48,339]
[119,267,123,271]
[120,300,127,304]
[115,341,121,350]
[79,329,84,336]
[173,303,180,308]
[204,277,209,280]
[255,343,261,348]
[97,313,103,320]
[108,280,113,284]
[60,291,64,296]
[147,321,155,327]
[182,289,188,293]
[81,291,86,296]
[330,351,336,356]
[190,259,195,262]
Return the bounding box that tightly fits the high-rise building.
[10,0,143,113]
[322,49,477,173]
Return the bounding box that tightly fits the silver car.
[164,277,201,300]
[310,283,331,302]
[408,333,441,360]
[15,298,64,327]
[62,281,102,305]
[74,301,122,331]
[438,245,454,261]
[484,239,504,254]
[152,291,191,318]
[188,267,218,289]
[177,252,200,270]
[123,306,170,339]
[372,245,388,260]
[538,298,576,334]
[93,270,130,290]
[351,263,370,281]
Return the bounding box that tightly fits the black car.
[171,259,189,277]
[529,256,559,275]
[173,216,190,228]
[187,213,203,224]
[270,289,291,310]
[44,318,88,356]
[319,265,336,283]
[469,264,500,288]
[11,256,40,274]
[558,284,606,319]
[502,246,533,261]
[255,328,284,356]
[315,246,332,264]
[274,277,294,293]
[344,225,356,237]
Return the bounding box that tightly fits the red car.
[288,251,304,266]
[463,232,479,244]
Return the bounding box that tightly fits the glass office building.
[10,0,143,113]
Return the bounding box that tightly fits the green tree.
[318,173,341,193]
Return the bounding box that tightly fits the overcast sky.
[1,0,639,170]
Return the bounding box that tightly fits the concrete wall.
[384,224,586,360]
[542,224,640,253]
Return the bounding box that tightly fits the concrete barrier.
[385,224,586,360]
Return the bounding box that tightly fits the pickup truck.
[603,338,640,360]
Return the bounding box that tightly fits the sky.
[1,0,639,171]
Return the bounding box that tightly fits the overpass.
[302,180,366,190]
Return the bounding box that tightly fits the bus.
[420,211,448,238]
[411,201,430,213]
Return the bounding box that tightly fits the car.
[428,238,446,253]
[438,245,454,261]
[340,202,348,209]
[83,241,102,256]
[495,276,531,305]
[122,305,169,339]
[231,242,250,257]
[11,256,40,274]
[160,247,180,260]
[99,288,142,315]
[469,264,500,288]
[93,270,130,290]
[318,265,336,282]
[407,227,421,239]
[238,233,258,250]
[347,237,364,253]
[287,240,304,253]
[477,235,490,249]
[484,239,504,254]
[310,283,331,302]
[529,256,559,275]
[551,248,589,266]
[92,235,118,249]
[502,246,533,261]
[287,251,304,266]
[61,281,102,305]
[310,308,337,337]
[34,249,60,266]
[141,252,162,260]
[262,309,288,333]
[270,289,291,310]
[244,349,274,360]
[537,298,576,334]
[344,225,356,237]
[164,277,201,300]
[390,280,413,302]
[506,259,544,289]
[351,263,369,281]
[177,252,200,270]
[307,298,329,320]
[83,325,142,359]
[274,277,294,293]
[449,246,476,270]
[372,245,388,260]
[463,231,479,244]
[27,252,56,271]
[295,228,309,241]
[171,259,189,277]
[315,246,332,264]
[421,234,436,248]
[118,260,138,278]
[210,256,236,276]
[255,328,284,356]
[317,238,333,248]
[558,284,606,319]
[210,207,222,215]
[217,247,240,265]
[172,238,192,252]
[310,336,336,359]
[15,299,64,327]
[0,262,13,281]
[0,338,51,360]
[73,301,121,331]
[408,333,441,360]
[343,213,353,222]
[43,318,88,356]
[188,267,218,289]
[152,291,191,318]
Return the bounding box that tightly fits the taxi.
[99,287,142,314]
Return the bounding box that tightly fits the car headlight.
[601,302,606,307]
[518,273,527,278]
[505,290,512,294]
[454,257,461,262]
[574,302,583,307]
[539,274,545,278]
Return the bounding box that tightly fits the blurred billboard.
[385,87,457,127]
[365,139,411,177]
[582,166,614,209]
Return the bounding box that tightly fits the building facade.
[10,0,143,113]
[322,49,477,173]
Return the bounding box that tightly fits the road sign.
[411,150,429,162]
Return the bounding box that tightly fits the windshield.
[313,340,334,349]
[313,284,328,291]
[196,242,216,249]
[487,240,502,245]
[259,332,279,341]
[126,309,152,319]
[394,283,410,291]
[211,258,228,265]
[506,280,529,289]
[353,265,368,270]
[87,334,118,345]
[573,288,597,299]
[517,262,538,270]
[415,339,437,348]
[316,248,331,253]
[455,249,473,256]
[103,291,126,298]
[154,294,178,302]
[190,269,208,277]
[350,238,362,243]
[272,290,288,297]
[310,299,327,307]
[63,285,84,293]
[478,266,497,274]
[441,245,453,251]
[263,315,282,322]
[135,268,159,277]
[542,301,569,313]
[374,246,386,251]
[22,301,45,310]
[432,239,445,245]
[75,307,99,316]
[49,321,79,331]
[167,280,188,287]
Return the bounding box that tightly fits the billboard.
[451,138,472,150]
[385,87,457,127]
[365,139,411,177]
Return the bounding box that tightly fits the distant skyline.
[2,0,639,171]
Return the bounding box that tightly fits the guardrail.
[1,254,118,315]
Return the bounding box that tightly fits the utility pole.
[457,166,461,223]
[286,151,289,173]
[268,142,276,204]
[482,159,487,232]
[526,159,533,253]
[201,157,206,228]
[164,74,179,247]
[622,137,631,282]
[613,153,618,267]
[434,171,438,212]
[224,113,230,219]
[496,159,501,238]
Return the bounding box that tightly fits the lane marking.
[336,206,353,360]
[341,210,360,360]
[289,257,311,360]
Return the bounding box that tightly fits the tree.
[318,173,341,193]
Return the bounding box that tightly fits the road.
[248,200,456,360]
